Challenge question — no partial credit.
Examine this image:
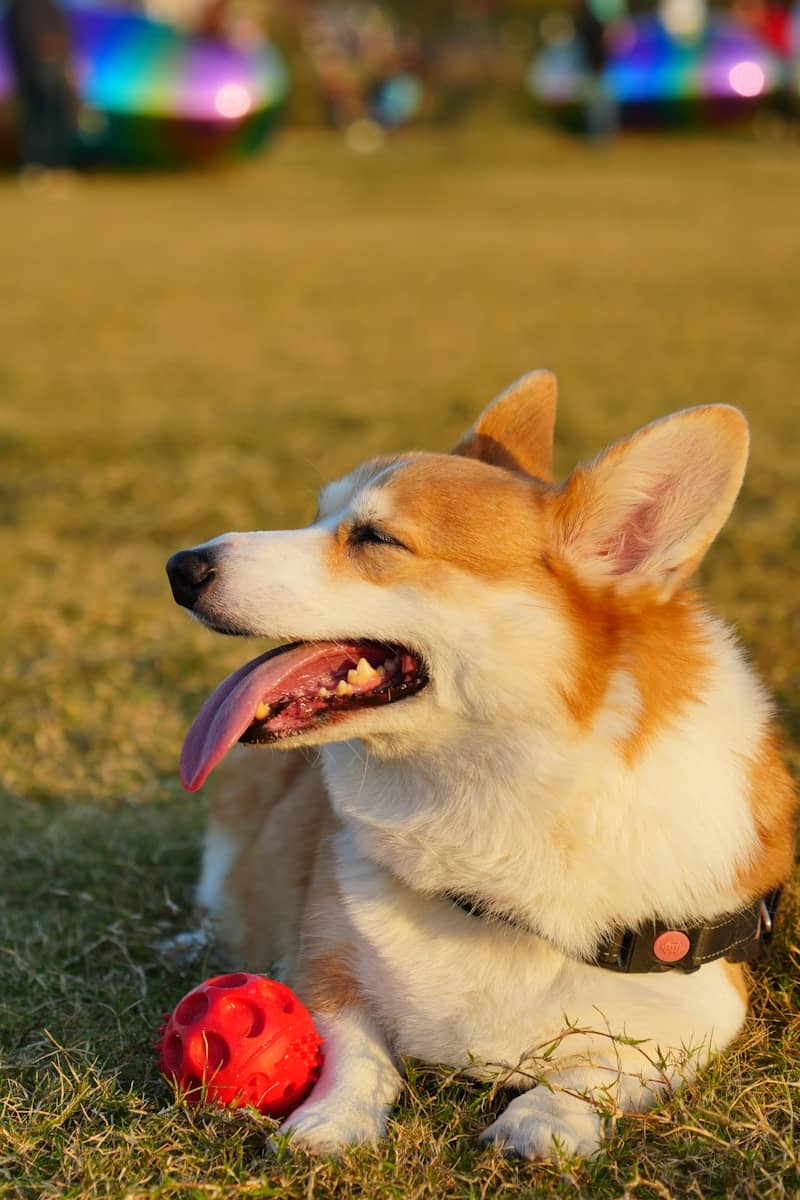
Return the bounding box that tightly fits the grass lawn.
[0,125,798,1199]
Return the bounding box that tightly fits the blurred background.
[1,4,798,1195]
[2,0,800,166]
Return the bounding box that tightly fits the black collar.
[445,888,782,973]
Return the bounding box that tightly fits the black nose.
[166,548,216,609]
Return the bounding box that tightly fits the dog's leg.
[195,748,328,971]
[481,960,748,1160]
[280,1005,402,1153]
[280,821,403,1154]
[480,1048,686,1160]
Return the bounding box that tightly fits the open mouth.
[180,640,428,791]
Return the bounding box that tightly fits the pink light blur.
[728,61,765,97]
[215,83,252,120]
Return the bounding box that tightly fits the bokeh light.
[728,61,765,97]
[214,83,252,119]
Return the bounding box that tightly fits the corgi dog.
[166,371,796,1159]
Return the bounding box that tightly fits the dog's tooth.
[318,687,331,700]
[335,680,354,697]
[347,658,379,687]
[254,701,271,721]
[382,657,398,674]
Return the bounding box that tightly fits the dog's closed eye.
[348,523,409,551]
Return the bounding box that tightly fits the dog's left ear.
[453,370,557,481]
[553,405,749,601]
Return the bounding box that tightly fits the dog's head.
[168,371,748,791]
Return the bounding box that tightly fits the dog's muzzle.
[166,548,216,610]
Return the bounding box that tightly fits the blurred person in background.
[6,0,76,178]
[144,0,209,26]
[143,0,232,34]
[144,0,263,46]
[575,0,623,139]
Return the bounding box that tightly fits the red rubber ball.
[155,973,323,1118]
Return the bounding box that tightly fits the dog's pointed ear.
[553,406,749,601]
[453,370,557,481]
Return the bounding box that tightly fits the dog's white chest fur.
[330,821,745,1074]
[332,823,564,1068]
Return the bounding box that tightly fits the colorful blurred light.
[215,83,251,119]
[528,13,779,123]
[0,2,288,165]
[728,61,765,96]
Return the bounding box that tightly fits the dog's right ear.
[453,370,557,481]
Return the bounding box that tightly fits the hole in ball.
[223,996,264,1039]
[270,983,295,1014]
[175,992,209,1025]
[183,1075,203,1102]
[194,1030,230,1073]
[163,1032,183,1071]
[208,973,248,989]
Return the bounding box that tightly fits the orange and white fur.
[175,372,796,1158]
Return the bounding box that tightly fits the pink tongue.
[180,642,354,792]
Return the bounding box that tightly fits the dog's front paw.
[481,1087,604,1161]
[280,1095,388,1155]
